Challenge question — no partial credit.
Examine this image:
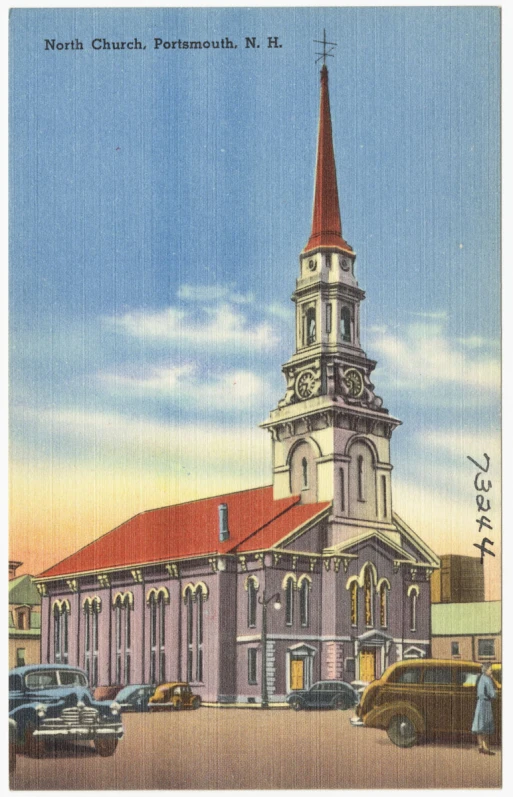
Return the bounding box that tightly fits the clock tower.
[262,64,401,547]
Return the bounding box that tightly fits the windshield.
[25,670,87,689]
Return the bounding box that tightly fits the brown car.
[148,682,201,711]
[356,659,501,748]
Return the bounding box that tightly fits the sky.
[9,7,500,599]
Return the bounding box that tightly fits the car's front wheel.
[94,738,119,757]
[23,723,46,758]
[387,715,418,748]
[191,696,201,710]
[289,697,303,711]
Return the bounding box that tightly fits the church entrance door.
[359,649,376,682]
[290,659,304,690]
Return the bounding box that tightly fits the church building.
[36,64,439,704]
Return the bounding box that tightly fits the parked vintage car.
[115,684,155,712]
[148,682,201,711]
[9,664,124,757]
[93,685,124,701]
[286,680,359,711]
[356,659,501,748]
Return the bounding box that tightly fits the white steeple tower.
[261,64,401,547]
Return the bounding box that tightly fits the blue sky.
[10,7,500,592]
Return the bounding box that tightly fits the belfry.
[263,64,401,549]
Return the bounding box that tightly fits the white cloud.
[99,365,267,409]
[370,322,500,394]
[111,303,278,351]
[16,407,272,470]
[177,283,254,304]
[266,303,293,320]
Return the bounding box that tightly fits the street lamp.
[258,591,281,708]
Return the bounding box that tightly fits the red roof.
[303,65,352,254]
[39,486,330,579]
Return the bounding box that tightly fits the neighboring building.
[35,64,439,703]
[431,601,501,662]
[431,555,484,603]
[9,571,42,668]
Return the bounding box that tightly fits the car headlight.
[110,701,121,716]
[35,703,47,718]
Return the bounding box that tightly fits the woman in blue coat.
[472,663,496,755]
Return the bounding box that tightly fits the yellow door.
[291,659,304,690]
[359,650,376,682]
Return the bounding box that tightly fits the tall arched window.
[83,597,100,686]
[306,307,316,345]
[183,584,208,683]
[299,578,310,627]
[340,468,345,513]
[113,593,132,685]
[247,577,258,628]
[185,587,194,683]
[364,568,374,627]
[285,577,295,626]
[350,582,358,627]
[340,306,351,342]
[148,589,168,684]
[381,475,387,518]
[53,600,70,665]
[409,587,419,632]
[302,457,308,489]
[379,583,389,628]
[195,586,205,683]
[357,455,365,501]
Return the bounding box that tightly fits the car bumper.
[34,721,124,740]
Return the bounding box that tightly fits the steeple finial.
[314,29,336,65]
[303,50,352,254]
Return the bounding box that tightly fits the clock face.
[296,370,316,399]
[308,259,316,271]
[340,257,350,271]
[343,368,364,398]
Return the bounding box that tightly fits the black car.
[9,664,124,757]
[115,684,155,712]
[286,680,359,711]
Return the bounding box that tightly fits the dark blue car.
[286,680,359,711]
[115,684,155,712]
[9,664,124,757]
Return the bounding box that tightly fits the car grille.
[61,706,99,725]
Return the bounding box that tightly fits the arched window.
[379,584,389,628]
[299,578,310,628]
[302,457,308,489]
[350,582,358,627]
[364,568,374,627]
[247,578,258,628]
[409,587,419,632]
[285,577,295,626]
[340,306,351,342]
[340,468,345,513]
[53,600,70,665]
[357,455,364,501]
[195,586,205,683]
[113,593,132,685]
[185,587,194,683]
[83,598,100,686]
[183,584,208,683]
[148,589,168,684]
[306,307,316,345]
[381,475,387,518]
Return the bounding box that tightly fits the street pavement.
[10,707,501,790]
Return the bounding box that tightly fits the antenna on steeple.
[314,29,337,65]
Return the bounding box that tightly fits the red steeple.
[303,65,352,254]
